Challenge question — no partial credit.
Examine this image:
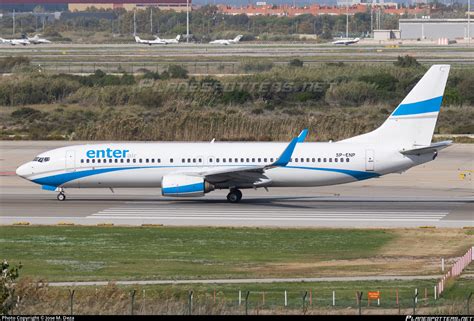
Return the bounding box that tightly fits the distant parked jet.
[0,37,30,46]
[135,36,166,46]
[156,35,181,44]
[332,37,360,45]
[24,34,51,45]
[209,35,243,45]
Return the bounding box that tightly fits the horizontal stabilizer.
[400,140,452,155]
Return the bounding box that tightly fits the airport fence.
[8,284,472,315]
[32,62,246,75]
[437,246,474,297]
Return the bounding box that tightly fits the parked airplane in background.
[209,35,243,45]
[135,36,166,45]
[17,65,451,203]
[332,37,360,45]
[156,35,181,44]
[0,37,30,46]
[24,34,51,44]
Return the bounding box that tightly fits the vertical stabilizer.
[340,65,450,149]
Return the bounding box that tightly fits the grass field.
[1,226,472,282]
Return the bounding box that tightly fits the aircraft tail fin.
[176,35,181,41]
[340,65,451,149]
[134,36,141,42]
[234,35,243,42]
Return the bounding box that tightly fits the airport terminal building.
[399,18,473,40]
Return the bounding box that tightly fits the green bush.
[0,56,30,73]
[222,90,251,105]
[394,55,420,68]
[241,60,274,72]
[358,73,398,91]
[289,59,304,68]
[168,65,188,79]
[325,81,378,106]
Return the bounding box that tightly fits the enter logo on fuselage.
[86,148,130,158]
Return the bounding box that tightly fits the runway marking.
[87,207,449,221]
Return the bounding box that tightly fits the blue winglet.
[297,129,308,143]
[271,137,299,167]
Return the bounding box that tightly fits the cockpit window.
[33,156,50,162]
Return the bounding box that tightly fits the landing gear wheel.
[226,189,242,203]
[57,193,66,201]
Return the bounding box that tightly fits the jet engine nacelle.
[161,175,214,197]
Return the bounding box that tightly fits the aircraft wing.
[177,136,299,187]
[400,140,452,155]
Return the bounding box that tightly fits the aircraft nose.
[16,163,33,178]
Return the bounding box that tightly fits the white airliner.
[16,65,452,203]
[0,37,30,46]
[209,35,243,45]
[25,34,51,45]
[156,35,181,44]
[134,36,166,45]
[332,37,360,45]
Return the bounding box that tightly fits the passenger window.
[188,158,191,163]
[193,159,196,163]
[252,158,255,162]
[216,158,220,163]
[182,158,185,163]
[318,158,321,162]
[270,158,274,162]
[264,158,267,162]
[323,158,327,162]
[109,159,113,163]
[223,158,226,163]
[86,159,90,163]
[329,158,332,162]
[158,159,161,163]
[146,159,149,163]
[92,159,95,163]
[312,158,315,162]
[209,158,213,163]
[170,158,173,163]
[306,158,310,162]
[133,159,136,163]
[228,158,232,163]
[139,159,142,163]
[81,159,84,163]
[258,158,261,162]
[198,158,202,163]
[235,158,238,163]
[44,157,50,162]
[346,158,350,162]
[246,158,249,162]
[127,159,130,163]
[335,158,338,162]
[98,159,101,163]
[115,159,118,163]
[340,158,344,162]
[120,159,124,163]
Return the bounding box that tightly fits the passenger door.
[365,149,375,171]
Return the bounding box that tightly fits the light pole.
[186,0,190,43]
[468,0,471,47]
[346,2,349,38]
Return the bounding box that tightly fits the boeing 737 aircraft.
[16,65,451,203]
[209,35,243,45]
[332,37,360,45]
[0,37,30,46]
[24,34,51,45]
[135,36,166,45]
[156,35,181,44]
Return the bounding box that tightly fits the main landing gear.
[57,192,66,201]
[226,189,242,203]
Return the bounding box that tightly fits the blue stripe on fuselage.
[391,96,443,116]
[32,165,380,187]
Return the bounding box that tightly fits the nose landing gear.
[57,192,66,201]
[226,189,242,203]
